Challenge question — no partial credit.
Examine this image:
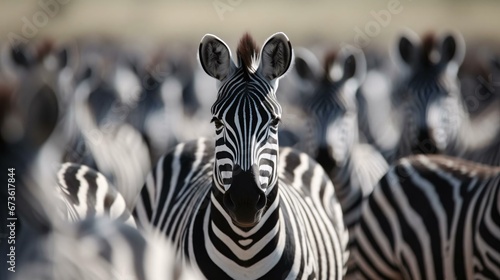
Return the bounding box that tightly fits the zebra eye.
[270,117,281,127]
[211,117,224,129]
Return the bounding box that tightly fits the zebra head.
[198,33,292,228]
[294,46,366,169]
[392,30,466,156]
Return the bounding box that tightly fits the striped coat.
[352,154,500,279]
[135,138,348,279]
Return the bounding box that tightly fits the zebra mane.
[421,32,437,65]
[34,38,55,62]
[323,50,337,78]
[237,33,260,73]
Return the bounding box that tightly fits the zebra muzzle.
[223,168,267,227]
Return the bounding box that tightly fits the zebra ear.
[198,34,235,81]
[395,30,419,66]
[294,48,320,82]
[10,43,34,69]
[439,32,465,66]
[337,46,366,84]
[259,32,293,80]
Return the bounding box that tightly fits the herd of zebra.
[0,29,499,279]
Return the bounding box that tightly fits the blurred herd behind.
[0,0,499,279]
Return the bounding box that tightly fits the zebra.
[381,30,500,167]
[368,30,467,163]
[456,52,500,166]
[458,42,500,118]
[0,65,202,280]
[133,32,348,279]
[63,48,152,209]
[126,49,186,163]
[57,162,136,227]
[11,215,203,280]
[0,54,134,233]
[350,154,500,279]
[291,46,389,273]
[5,162,200,280]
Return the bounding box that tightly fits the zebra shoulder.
[279,146,349,270]
[153,138,214,188]
[278,146,335,190]
[278,147,345,227]
[134,138,214,226]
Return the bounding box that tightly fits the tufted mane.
[323,50,338,78]
[237,33,259,73]
[35,38,55,62]
[421,32,436,64]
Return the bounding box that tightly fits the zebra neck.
[205,188,286,277]
[330,152,354,193]
[315,147,353,191]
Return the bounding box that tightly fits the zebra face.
[295,47,366,165]
[199,33,292,227]
[393,31,465,154]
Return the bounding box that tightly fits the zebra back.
[351,154,500,279]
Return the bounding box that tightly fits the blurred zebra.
[291,46,389,273]
[125,49,186,163]
[456,50,500,166]
[57,162,136,226]
[351,154,500,279]
[134,32,348,279]
[64,47,151,209]
[378,30,500,166]
[372,30,466,162]
[11,216,203,280]
[0,65,201,280]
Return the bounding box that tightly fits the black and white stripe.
[65,57,152,209]
[292,46,389,275]
[381,31,466,163]
[57,162,136,227]
[351,154,500,279]
[0,62,200,280]
[134,33,348,279]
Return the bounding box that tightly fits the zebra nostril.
[256,193,266,210]
[223,193,236,210]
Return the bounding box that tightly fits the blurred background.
[1,0,499,167]
[1,2,499,278]
[1,0,499,50]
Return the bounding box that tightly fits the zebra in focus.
[351,154,500,279]
[291,46,389,273]
[133,32,348,279]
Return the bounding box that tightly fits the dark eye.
[211,117,224,129]
[270,117,281,127]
